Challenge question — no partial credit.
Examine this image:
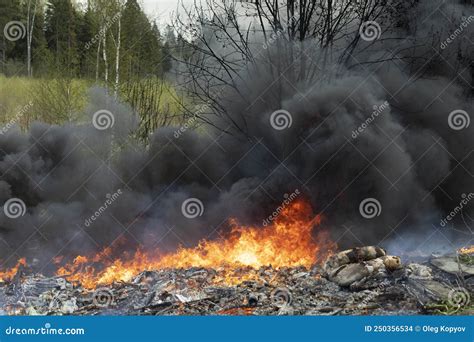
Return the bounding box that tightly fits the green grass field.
[0,75,185,139]
[0,75,91,128]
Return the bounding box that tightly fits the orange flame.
[0,258,26,283]
[1,200,336,288]
[458,245,474,255]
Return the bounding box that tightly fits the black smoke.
[0,0,473,268]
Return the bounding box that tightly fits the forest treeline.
[0,0,190,141]
[0,0,183,82]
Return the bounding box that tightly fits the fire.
[457,245,474,266]
[0,258,26,283]
[1,200,336,288]
[458,245,474,255]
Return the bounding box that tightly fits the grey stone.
[430,255,474,276]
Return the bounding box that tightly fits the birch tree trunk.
[26,0,38,77]
[114,16,121,98]
[96,38,101,82]
[102,34,108,87]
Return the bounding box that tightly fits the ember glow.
[1,200,335,289]
[0,258,26,283]
[458,245,474,255]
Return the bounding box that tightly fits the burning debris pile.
[0,202,472,315]
[1,245,472,316]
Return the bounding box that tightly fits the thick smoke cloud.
[0,0,472,268]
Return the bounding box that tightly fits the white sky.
[142,0,258,28]
[76,0,195,26]
[139,0,194,26]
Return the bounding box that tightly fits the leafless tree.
[170,0,414,135]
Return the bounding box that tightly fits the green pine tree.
[44,0,80,75]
